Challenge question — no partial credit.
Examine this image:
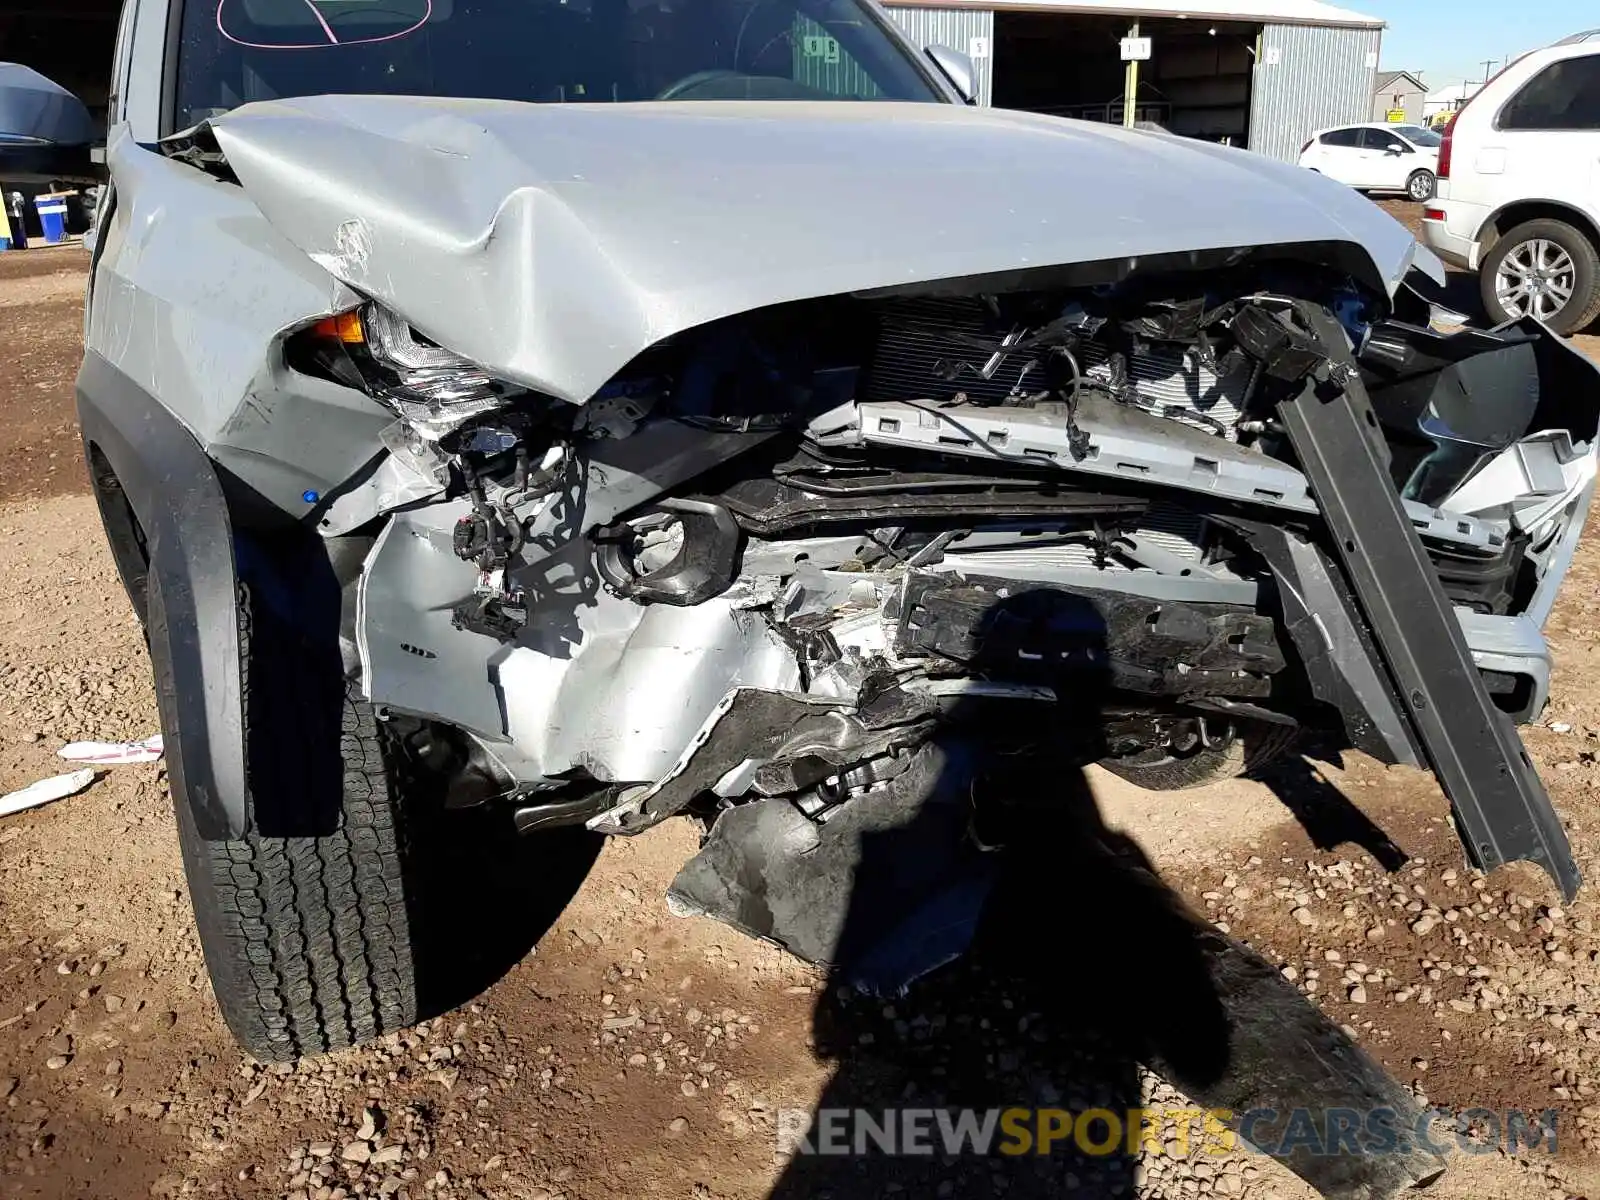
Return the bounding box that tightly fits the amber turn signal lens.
[310,310,366,344]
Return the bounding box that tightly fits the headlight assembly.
[296,302,515,440]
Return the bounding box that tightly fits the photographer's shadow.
[760,590,1444,1200]
[768,738,1228,1197]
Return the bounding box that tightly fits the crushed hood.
[209,96,1440,405]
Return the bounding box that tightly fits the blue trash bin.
[34,195,69,245]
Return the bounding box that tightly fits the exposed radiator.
[1131,503,1209,562]
[864,297,1248,437]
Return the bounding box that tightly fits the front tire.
[1406,169,1435,202]
[1480,218,1600,334]
[176,581,421,1062]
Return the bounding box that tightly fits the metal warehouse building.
[883,0,1386,162]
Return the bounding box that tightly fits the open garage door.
[1,0,121,127]
[992,12,1259,146]
[1,0,120,237]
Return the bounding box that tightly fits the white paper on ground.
[0,768,97,818]
[57,734,164,765]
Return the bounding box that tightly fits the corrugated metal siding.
[793,16,885,97]
[1249,23,1381,162]
[883,6,995,106]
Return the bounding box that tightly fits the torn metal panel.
[1274,302,1580,900]
[206,95,1430,406]
[359,502,804,782]
[356,505,507,738]
[666,741,991,985]
[591,686,939,834]
[496,601,802,786]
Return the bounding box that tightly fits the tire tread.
[174,586,418,1062]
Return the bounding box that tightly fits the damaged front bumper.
[351,313,1597,914]
[328,256,1600,972]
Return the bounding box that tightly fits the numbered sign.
[803,34,842,65]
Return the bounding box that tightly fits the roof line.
[1376,69,1427,90]
[883,0,1386,29]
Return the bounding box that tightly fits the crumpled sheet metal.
[209,96,1436,406]
[667,741,989,983]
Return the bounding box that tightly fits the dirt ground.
[5,208,1600,1200]
[0,247,95,505]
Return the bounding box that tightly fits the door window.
[1360,127,1408,152]
[1499,55,1600,131]
[1392,124,1441,147]
[1319,127,1363,147]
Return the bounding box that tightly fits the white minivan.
[1298,122,1442,201]
[1421,31,1600,334]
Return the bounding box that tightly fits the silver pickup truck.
[3,0,1595,1072]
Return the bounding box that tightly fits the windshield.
[177,0,941,129]
[1393,124,1441,147]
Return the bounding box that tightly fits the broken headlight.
[295,303,517,440]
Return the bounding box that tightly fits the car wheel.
[1481,218,1600,334]
[1406,169,1436,202]
[1098,721,1301,791]
[175,577,422,1063]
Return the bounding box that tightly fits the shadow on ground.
[1251,742,1411,872]
[411,812,602,1020]
[753,592,1445,1200]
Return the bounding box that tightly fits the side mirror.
[925,45,978,105]
[1386,144,1406,155]
[0,64,103,184]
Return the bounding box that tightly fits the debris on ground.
[56,733,163,764]
[0,767,95,818]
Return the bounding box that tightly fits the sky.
[1374,0,1593,93]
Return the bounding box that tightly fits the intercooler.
[862,296,1248,436]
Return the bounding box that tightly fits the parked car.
[1297,121,1442,201]
[12,0,1596,1102]
[1422,31,1600,334]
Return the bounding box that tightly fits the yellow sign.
[1386,109,1407,123]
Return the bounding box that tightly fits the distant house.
[1372,69,1427,124]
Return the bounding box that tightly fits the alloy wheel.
[1495,238,1577,322]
